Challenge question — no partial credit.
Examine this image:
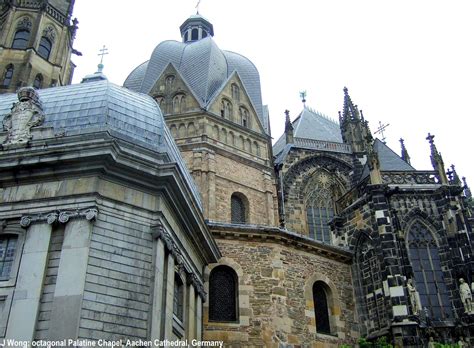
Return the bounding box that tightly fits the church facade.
[0,1,473,347]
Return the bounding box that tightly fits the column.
[48,209,96,340]
[150,237,166,340]
[5,215,54,341]
[186,285,196,340]
[163,253,175,339]
[196,295,203,340]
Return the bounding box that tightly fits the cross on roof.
[98,45,108,65]
[299,91,307,107]
[426,133,435,144]
[374,121,390,144]
[195,0,201,14]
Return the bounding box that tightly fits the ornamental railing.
[17,1,67,24]
[295,138,352,154]
[381,171,438,185]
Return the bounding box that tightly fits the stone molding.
[152,223,206,300]
[20,207,98,228]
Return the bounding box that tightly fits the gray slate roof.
[0,80,202,208]
[123,37,267,133]
[273,107,343,156]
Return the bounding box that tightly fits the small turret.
[284,109,294,144]
[180,14,214,43]
[400,138,411,165]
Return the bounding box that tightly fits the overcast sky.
[71,0,474,185]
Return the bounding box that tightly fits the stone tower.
[0,0,78,93]
[124,14,278,226]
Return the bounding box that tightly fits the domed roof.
[0,80,202,208]
[124,16,264,126]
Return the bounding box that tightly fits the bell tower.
[0,0,78,93]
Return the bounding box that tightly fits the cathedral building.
[0,1,472,347]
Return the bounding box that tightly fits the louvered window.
[209,266,238,322]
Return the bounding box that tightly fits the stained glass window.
[313,281,331,334]
[306,187,334,244]
[12,29,30,49]
[38,37,52,60]
[407,221,452,321]
[0,235,18,280]
[209,266,238,322]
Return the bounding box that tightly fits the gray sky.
[71,0,474,185]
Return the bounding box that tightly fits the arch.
[406,219,452,320]
[0,234,19,280]
[178,123,186,138]
[172,93,186,113]
[237,135,244,149]
[208,265,239,322]
[33,74,43,89]
[253,141,260,156]
[191,28,199,41]
[220,128,227,143]
[169,124,178,138]
[2,64,14,87]
[245,138,251,153]
[187,122,196,136]
[231,192,248,224]
[165,75,175,90]
[304,274,340,337]
[154,95,165,110]
[12,29,30,49]
[239,106,250,128]
[212,125,219,140]
[231,83,240,101]
[221,98,233,119]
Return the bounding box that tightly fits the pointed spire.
[399,138,411,165]
[342,86,361,122]
[284,109,294,144]
[462,177,472,200]
[426,133,447,184]
[447,164,462,186]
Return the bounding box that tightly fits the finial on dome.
[81,45,109,83]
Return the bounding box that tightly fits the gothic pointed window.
[306,187,334,243]
[172,94,186,113]
[407,221,452,321]
[165,75,175,90]
[221,99,232,119]
[38,37,52,60]
[2,65,14,87]
[209,266,238,322]
[239,107,249,128]
[0,235,18,280]
[33,74,43,89]
[313,281,331,334]
[191,28,199,41]
[231,193,247,224]
[12,29,30,49]
[231,83,240,101]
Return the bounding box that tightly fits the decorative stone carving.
[42,25,56,42]
[2,87,44,148]
[407,278,422,315]
[459,278,473,314]
[21,207,97,228]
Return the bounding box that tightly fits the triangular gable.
[207,71,266,135]
[149,62,203,110]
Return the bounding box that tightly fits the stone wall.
[203,226,358,347]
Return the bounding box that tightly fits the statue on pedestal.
[407,278,422,315]
[459,278,473,314]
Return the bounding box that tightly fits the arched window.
[33,74,43,89]
[231,84,240,101]
[313,281,331,334]
[2,65,14,87]
[209,266,238,322]
[191,28,199,41]
[12,29,30,49]
[221,98,232,118]
[165,75,175,90]
[231,193,247,224]
[239,107,250,128]
[306,187,334,243]
[407,221,452,321]
[38,37,52,60]
[0,234,18,280]
[172,94,186,113]
[173,274,184,322]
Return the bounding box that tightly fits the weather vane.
[195,0,201,14]
[374,121,390,144]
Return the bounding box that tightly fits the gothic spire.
[399,138,411,165]
[341,86,361,123]
[462,177,472,200]
[426,133,447,184]
[447,164,462,186]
